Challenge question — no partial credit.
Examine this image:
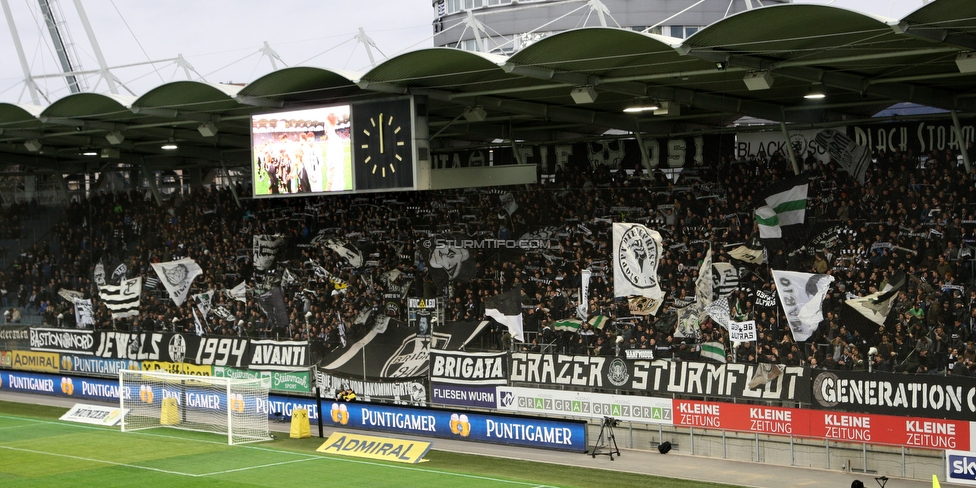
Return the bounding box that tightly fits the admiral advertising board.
[811,370,976,422]
[323,401,587,452]
[509,353,809,403]
[497,386,673,425]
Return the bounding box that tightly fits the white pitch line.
[0,445,202,477]
[197,457,319,476]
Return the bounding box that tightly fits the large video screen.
[251,105,353,196]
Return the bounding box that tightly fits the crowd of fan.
[2,142,976,377]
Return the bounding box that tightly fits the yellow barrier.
[290,408,310,438]
[160,397,180,425]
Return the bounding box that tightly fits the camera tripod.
[590,416,621,460]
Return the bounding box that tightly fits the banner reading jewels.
[497,386,673,425]
[509,353,809,403]
[91,331,249,368]
[811,369,976,422]
[316,371,428,406]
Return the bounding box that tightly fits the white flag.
[578,269,591,321]
[192,307,205,336]
[226,282,247,303]
[771,270,834,342]
[729,319,757,342]
[337,312,347,347]
[695,247,713,307]
[72,297,95,327]
[253,235,285,271]
[151,258,203,307]
[704,295,731,330]
[98,277,142,319]
[612,223,664,300]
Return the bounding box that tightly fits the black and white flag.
[578,269,591,321]
[253,235,285,271]
[151,258,202,307]
[771,270,833,343]
[815,129,870,184]
[192,291,213,319]
[712,261,740,298]
[325,238,364,268]
[72,297,95,327]
[485,286,524,342]
[612,223,664,301]
[98,277,142,319]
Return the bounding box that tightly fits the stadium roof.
[0,0,974,175]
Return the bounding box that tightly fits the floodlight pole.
[779,121,800,175]
[2,0,42,104]
[72,0,118,94]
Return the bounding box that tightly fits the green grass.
[0,401,741,488]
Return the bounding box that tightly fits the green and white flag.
[763,176,808,227]
[700,341,726,363]
[755,205,782,239]
[588,315,609,330]
[553,318,583,332]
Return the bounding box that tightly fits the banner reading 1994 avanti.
[509,353,809,403]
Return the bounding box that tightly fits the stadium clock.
[352,98,414,190]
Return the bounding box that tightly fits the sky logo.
[948,452,976,482]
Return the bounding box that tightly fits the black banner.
[429,350,508,385]
[92,332,249,368]
[0,325,31,350]
[247,340,309,370]
[810,369,976,421]
[849,118,975,158]
[29,328,95,355]
[318,320,490,380]
[509,353,809,403]
[315,371,427,406]
[430,135,736,174]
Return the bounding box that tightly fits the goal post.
[119,369,271,445]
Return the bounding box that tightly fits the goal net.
[119,370,271,445]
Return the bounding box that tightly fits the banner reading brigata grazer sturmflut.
[509,352,809,403]
[811,369,976,422]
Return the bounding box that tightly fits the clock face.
[352,99,414,190]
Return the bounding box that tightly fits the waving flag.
[151,258,202,307]
[771,270,833,342]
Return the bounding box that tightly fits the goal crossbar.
[119,369,271,445]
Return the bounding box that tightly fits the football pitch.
[0,401,740,488]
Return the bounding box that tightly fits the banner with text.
[316,370,428,406]
[497,386,673,425]
[60,354,140,376]
[810,369,976,422]
[213,366,311,393]
[29,328,95,355]
[673,399,975,451]
[322,401,587,452]
[10,350,59,373]
[429,350,507,386]
[430,383,498,409]
[509,353,809,403]
[247,340,309,370]
[0,325,30,350]
[92,332,250,368]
